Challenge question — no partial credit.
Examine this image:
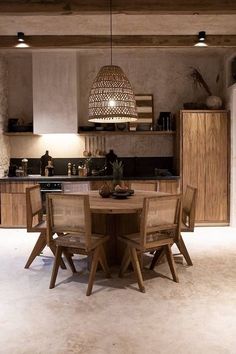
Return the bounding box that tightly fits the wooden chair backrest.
[130,181,157,191]
[46,193,92,249]
[26,184,43,231]
[140,195,182,248]
[62,182,90,193]
[182,185,197,231]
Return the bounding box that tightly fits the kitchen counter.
[0,175,180,182]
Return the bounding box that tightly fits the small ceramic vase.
[99,182,111,198]
[206,95,222,109]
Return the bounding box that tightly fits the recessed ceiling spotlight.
[15,32,30,48]
[194,31,208,47]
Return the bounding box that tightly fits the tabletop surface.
[88,190,168,214]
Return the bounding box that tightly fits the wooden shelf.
[4,131,175,137]
[78,131,176,136]
[4,132,38,136]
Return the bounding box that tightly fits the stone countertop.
[0,175,180,182]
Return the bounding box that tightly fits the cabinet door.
[33,52,78,134]
[205,112,228,221]
[0,182,36,227]
[1,193,27,227]
[182,112,206,221]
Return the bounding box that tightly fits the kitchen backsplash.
[10,157,177,177]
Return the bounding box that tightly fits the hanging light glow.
[88,0,137,123]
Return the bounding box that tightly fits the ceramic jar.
[206,96,222,109]
[99,182,111,198]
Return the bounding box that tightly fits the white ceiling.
[0,14,236,36]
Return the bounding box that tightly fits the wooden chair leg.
[175,234,193,266]
[49,243,67,270]
[63,249,77,273]
[130,247,145,293]
[150,247,165,270]
[99,245,111,278]
[119,246,131,277]
[24,233,46,269]
[49,246,63,289]
[86,247,100,296]
[165,244,179,283]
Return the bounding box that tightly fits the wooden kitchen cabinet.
[157,180,180,194]
[0,182,36,227]
[180,110,229,224]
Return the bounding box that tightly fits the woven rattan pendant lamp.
[88,0,137,123]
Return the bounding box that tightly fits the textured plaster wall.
[78,48,225,126]
[0,55,10,174]
[7,49,226,159]
[7,54,33,123]
[9,134,173,159]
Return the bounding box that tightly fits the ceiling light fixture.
[194,31,208,47]
[88,0,137,123]
[15,32,29,48]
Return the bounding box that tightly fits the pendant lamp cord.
[110,0,113,65]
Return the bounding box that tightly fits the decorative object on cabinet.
[88,0,137,124]
[188,67,222,109]
[129,94,154,131]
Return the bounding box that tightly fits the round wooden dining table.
[88,190,167,265]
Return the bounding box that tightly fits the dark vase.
[99,182,111,198]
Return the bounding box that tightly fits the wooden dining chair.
[150,185,197,268]
[47,193,111,296]
[62,181,90,193]
[119,194,182,293]
[182,185,197,232]
[130,181,157,191]
[175,185,197,266]
[24,184,66,269]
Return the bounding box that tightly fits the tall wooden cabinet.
[180,110,229,224]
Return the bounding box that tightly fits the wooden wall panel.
[205,112,228,221]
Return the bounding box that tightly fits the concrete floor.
[0,227,236,354]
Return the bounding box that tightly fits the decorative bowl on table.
[112,189,134,198]
[112,191,130,199]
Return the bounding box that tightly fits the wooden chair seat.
[121,231,174,248]
[32,220,47,231]
[55,233,109,250]
[119,195,182,293]
[47,193,111,296]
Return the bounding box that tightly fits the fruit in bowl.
[114,185,129,194]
